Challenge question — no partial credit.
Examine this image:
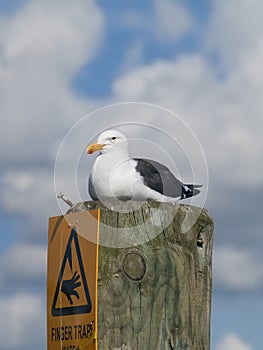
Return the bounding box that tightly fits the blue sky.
[1,1,263,349]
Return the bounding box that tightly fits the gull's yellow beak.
[86,142,105,154]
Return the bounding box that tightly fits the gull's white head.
[86,130,128,154]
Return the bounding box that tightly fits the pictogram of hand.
[61,271,81,305]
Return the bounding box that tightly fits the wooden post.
[68,201,214,350]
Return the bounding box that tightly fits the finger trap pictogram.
[51,226,92,316]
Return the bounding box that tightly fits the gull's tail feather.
[181,184,202,199]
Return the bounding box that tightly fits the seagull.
[86,130,201,202]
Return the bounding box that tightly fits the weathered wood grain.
[68,201,214,350]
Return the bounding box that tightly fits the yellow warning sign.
[47,210,100,350]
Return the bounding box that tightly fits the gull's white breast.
[92,156,143,199]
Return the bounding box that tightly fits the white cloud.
[0,0,104,164]
[0,243,46,290]
[113,54,216,103]
[121,40,144,71]
[0,0,103,73]
[216,333,253,350]
[0,293,45,350]
[153,0,194,42]
[214,246,263,292]
[0,157,95,236]
[123,0,193,43]
[0,169,57,226]
[207,0,263,69]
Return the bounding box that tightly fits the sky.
[0,0,263,349]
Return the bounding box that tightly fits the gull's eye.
[111,136,117,140]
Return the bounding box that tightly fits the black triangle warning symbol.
[52,227,92,316]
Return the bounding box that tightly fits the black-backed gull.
[86,130,201,202]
